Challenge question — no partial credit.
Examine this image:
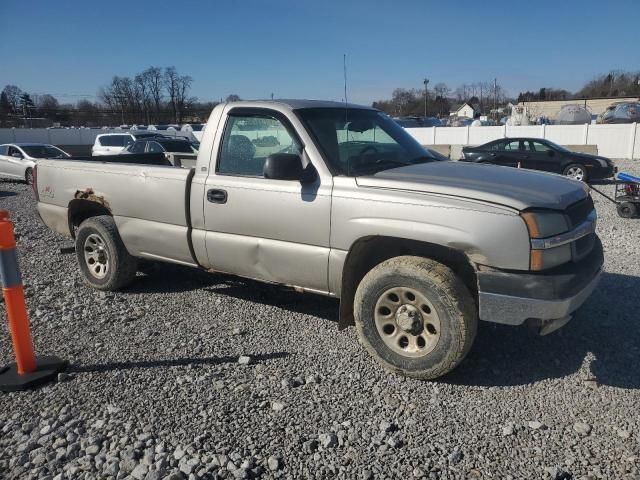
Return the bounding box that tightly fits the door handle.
[207,189,227,204]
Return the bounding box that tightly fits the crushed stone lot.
[1,161,639,480]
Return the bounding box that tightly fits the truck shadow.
[129,263,639,389]
[447,271,640,389]
[127,262,340,321]
[68,351,290,374]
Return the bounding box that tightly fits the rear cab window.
[99,135,128,147]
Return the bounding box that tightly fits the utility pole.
[493,78,497,120]
[423,78,429,117]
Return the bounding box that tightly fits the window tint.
[158,140,193,153]
[147,141,165,153]
[99,135,127,147]
[503,140,522,151]
[130,141,146,153]
[8,147,21,157]
[488,141,503,151]
[217,114,301,176]
[0,146,8,155]
[530,141,551,152]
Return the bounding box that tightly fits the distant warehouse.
[518,96,640,118]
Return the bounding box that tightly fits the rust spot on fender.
[74,188,111,211]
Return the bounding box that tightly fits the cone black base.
[0,356,67,392]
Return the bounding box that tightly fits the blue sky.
[1,0,638,105]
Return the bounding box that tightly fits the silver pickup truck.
[34,100,603,379]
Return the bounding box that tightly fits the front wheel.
[75,215,138,290]
[354,256,477,379]
[563,164,588,182]
[617,201,638,218]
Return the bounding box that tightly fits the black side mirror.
[263,153,304,181]
[547,149,555,157]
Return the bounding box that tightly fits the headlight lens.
[521,211,569,238]
[521,211,571,271]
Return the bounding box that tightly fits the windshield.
[159,140,193,153]
[544,140,570,153]
[21,145,69,158]
[296,108,438,176]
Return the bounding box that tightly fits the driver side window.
[130,141,146,153]
[8,147,22,158]
[217,114,301,177]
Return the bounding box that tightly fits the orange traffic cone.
[0,210,66,391]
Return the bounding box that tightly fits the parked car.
[92,132,164,156]
[34,100,602,380]
[0,143,69,184]
[181,123,205,132]
[460,137,616,182]
[122,137,197,167]
[148,124,180,131]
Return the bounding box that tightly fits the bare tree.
[140,67,164,122]
[2,85,23,113]
[164,67,180,123]
[175,75,193,123]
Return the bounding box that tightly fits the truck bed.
[35,158,198,266]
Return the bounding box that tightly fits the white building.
[449,102,477,119]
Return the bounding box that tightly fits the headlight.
[521,211,571,271]
[521,211,568,238]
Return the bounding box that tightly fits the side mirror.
[11,152,23,159]
[263,153,305,181]
[547,149,555,157]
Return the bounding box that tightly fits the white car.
[91,132,164,156]
[0,143,70,184]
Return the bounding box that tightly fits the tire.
[25,168,33,185]
[354,256,477,380]
[563,163,588,182]
[75,215,138,290]
[617,201,638,219]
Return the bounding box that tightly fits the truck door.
[202,108,332,292]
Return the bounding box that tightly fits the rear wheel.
[563,163,587,182]
[25,168,33,185]
[354,256,477,379]
[617,201,638,218]
[75,215,137,290]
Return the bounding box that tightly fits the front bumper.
[477,236,603,326]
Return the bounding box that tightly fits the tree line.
[518,70,640,102]
[373,81,508,118]
[0,67,243,128]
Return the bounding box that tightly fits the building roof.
[450,102,476,114]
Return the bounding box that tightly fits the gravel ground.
[1,160,639,480]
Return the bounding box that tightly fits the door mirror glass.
[263,153,305,181]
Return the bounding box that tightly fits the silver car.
[0,143,70,184]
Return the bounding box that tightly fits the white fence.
[406,123,640,160]
[0,128,199,145]
[1,123,638,159]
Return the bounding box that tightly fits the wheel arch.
[338,235,478,329]
[68,198,112,238]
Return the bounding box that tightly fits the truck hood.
[356,161,588,211]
